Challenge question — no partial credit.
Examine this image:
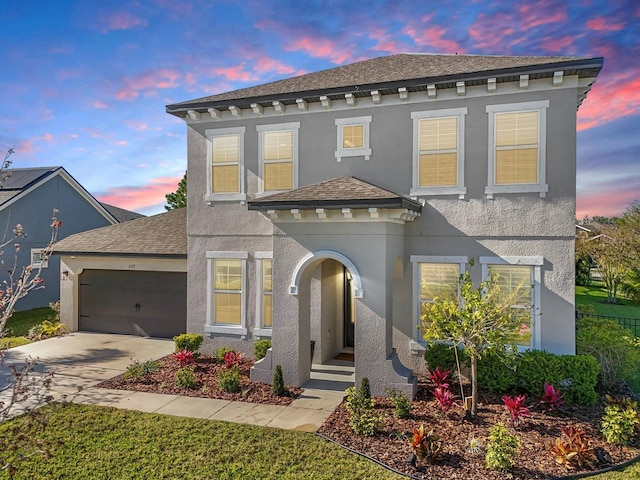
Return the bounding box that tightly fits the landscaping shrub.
[216,346,235,363]
[218,367,240,393]
[27,320,69,340]
[576,316,640,389]
[601,396,640,445]
[476,351,517,394]
[344,384,381,436]
[559,354,599,406]
[359,377,371,399]
[485,422,520,471]
[253,339,271,360]
[424,342,464,371]
[176,366,198,389]
[409,424,441,464]
[173,334,203,356]
[517,349,563,394]
[385,388,411,419]
[124,359,160,380]
[551,426,594,470]
[502,394,530,428]
[271,364,285,396]
[223,350,243,368]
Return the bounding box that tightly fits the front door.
[343,267,355,349]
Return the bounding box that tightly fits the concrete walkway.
[0,333,345,432]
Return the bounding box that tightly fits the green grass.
[576,283,640,319]
[0,404,402,480]
[1,403,638,479]
[1,307,55,349]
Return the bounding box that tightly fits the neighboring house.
[55,208,187,338]
[164,53,602,397]
[0,167,123,310]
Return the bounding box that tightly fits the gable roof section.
[100,202,146,222]
[167,53,603,116]
[248,176,422,213]
[53,207,186,258]
[0,167,118,224]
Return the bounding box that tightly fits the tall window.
[335,116,372,161]
[258,123,299,193]
[486,101,549,198]
[205,126,245,202]
[254,253,273,337]
[206,252,247,335]
[262,259,272,328]
[411,108,467,198]
[411,256,467,341]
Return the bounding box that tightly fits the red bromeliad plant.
[223,350,244,368]
[174,349,194,366]
[540,383,564,411]
[503,394,530,428]
[433,386,455,412]
[429,366,450,389]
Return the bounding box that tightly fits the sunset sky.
[0,1,638,217]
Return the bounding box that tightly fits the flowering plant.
[223,350,244,368]
[540,383,564,411]
[428,366,450,389]
[433,386,454,412]
[502,394,530,428]
[174,349,194,366]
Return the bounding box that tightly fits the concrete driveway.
[0,333,174,412]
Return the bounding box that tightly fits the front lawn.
[576,283,640,318]
[0,306,55,349]
[0,403,402,480]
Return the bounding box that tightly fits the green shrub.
[601,397,640,445]
[560,355,599,406]
[271,365,285,396]
[424,343,463,371]
[176,366,198,389]
[173,334,203,356]
[345,385,381,436]
[253,339,271,360]
[485,422,520,471]
[218,367,240,393]
[477,351,517,394]
[359,377,371,399]
[385,388,412,419]
[216,346,235,363]
[27,320,69,340]
[517,349,563,395]
[124,359,160,380]
[576,317,640,389]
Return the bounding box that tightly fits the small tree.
[164,171,186,211]
[585,228,629,304]
[421,269,529,415]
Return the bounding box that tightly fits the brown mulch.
[318,377,640,480]
[97,355,302,406]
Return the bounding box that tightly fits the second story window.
[411,108,467,198]
[335,116,372,161]
[257,122,299,194]
[205,127,246,203]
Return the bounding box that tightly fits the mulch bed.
[318,378,640,480]
[97,355,302,406]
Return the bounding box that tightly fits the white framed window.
[257,122,299,194]
[254,252,273,337]
[31,248,48,268]
[485,101,549,199]
[205,251,248,336]
[411,108,467,199]
[480,256,543,350]
[410,255,468,342]
[335,116,372,161]
[205,126,246,203]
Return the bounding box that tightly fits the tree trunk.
[471,354,478,415]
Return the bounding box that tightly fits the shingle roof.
[167,53,603,114]
[100,203,146,222]
[0,167,60,205]
[248,177,422,212]
[53,207,186,257]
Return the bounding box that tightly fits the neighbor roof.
[167,53,603,115]
[100,203,146,223]
[53,207,186,257]
[248,176,422,213]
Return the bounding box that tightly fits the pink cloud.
[95,175,183,211]
[92,100,109,109]
[468,13,516,50]
[368,28,408,54]
[124,120,161,132]
[577,71,640,130]
[14,140,35,155]
[284,36,353,64]
[254,57,296,75]
[211,64,255,82]
[98,11,147,33]
[515,2,567,29]
[577,188,639,219]
[36,133,54,142]
[541,35,575,53]
[404,23,463,53]
[586,17,625,31]
[116,69,181,100]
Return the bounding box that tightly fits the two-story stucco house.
[166,53,603,396]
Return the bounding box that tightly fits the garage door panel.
[79,270,186,338]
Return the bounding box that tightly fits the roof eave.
[247,197,422,213]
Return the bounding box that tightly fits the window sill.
[204,325,247,336]
[485,184,548,199]
[253,328,272,338]
[410,186,467,199]
[335,148,371,162]
[205,193,247,205]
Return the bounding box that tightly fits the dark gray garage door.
[79,270,186,338]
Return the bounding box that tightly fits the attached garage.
[55,208,187,339]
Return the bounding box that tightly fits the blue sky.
[0,0,638,217]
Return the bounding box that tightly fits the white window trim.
[205,126,246,203]
[410,255,468,344]
[254,251,273,337]
[257,122,300,195]
[410,107,468,199]
[479,256,543,351]
[485,100,549,199]
[205,251,248,336]
[335,116,372,161]
[31,248,48,268]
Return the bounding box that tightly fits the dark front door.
[344,267,355,349]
